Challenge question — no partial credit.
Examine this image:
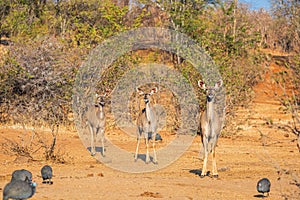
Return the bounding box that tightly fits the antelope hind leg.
[134,134,141,162]
[152,133,158,164]
[98,128,105,157]
[89,125,96,156]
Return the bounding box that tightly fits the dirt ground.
[0,58,300,199]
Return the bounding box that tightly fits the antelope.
[198,80,223,178]
[86,93,107,157]
[135,87,159,164]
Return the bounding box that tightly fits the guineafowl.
[3,180,36,200]
[257,178,271,197]
[41,165,53,184]
[11,169,32,183]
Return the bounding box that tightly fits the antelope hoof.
[146,157,150,164]
[212,174,219,178]
[200,174,206,178]
[91,152,96,156]
[153,161,158,165]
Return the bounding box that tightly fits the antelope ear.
[136,87,144,95]
[150,87,158,94]
[214,80,223,89]
[198,80,206,90]
[95,93,101,103]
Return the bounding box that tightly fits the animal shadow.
[87,146,105,156]
[189,169,210,177]
[253,194,268,198]
[0,39,9,45]
[135,154,156,164]
[42,180,53,185]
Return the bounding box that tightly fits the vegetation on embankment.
[0,0,299,131]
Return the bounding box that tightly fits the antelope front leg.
[145,136,150,164]
[200,136,208,178]
[201,152,208,178]
[212,148,218,178]
[101,135,105,157]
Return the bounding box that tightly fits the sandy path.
[0,57,299,199]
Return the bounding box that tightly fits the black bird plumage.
[11,169,32,183]
[3,180,36,200]
[257,178,271,197]
[147,133,163,141]
[155,133,163,141]
[41,165,53,184]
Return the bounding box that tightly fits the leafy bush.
[0,37,79,127]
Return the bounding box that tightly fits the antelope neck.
[98,104,105,119]
[145,102,151,122]
[206,99,215,121]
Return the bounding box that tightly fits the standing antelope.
[198,80,223,178]
[86,93,107,156]
[135,87,159,164]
